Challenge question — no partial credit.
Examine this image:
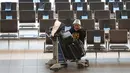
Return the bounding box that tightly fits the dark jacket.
[69,27,86,44]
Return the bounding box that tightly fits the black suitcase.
[68,40,85,60]
[59,36,85,60]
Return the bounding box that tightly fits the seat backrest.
[110,30,127,44]
[55,0,69,2]
[36,2,51,11]
[90,2,104,11]
[118,19,130,31]
[87,30,105,44]
[19,0,33,2]
[58,10,74,19]
[87,0,101,3]
[122,0,130,3]
[59,19,74,26]
[38,10,54,22]
[40,19,55,33]
[94,10,110,22]
[116,10,130,20]
[19,10,36,23]
[38,0,50,2]
[109,2,123,13]
[1,2,16,11]
[76,11,92,19]
[105,0,120,4]
[80,19,95,30]
[55,2,70,13]
[1,11,17,19]
[19,2,34,10]
[0,19,18,33]
[99,19,116,30]
[72,2,87,12]
[126,1,130,10]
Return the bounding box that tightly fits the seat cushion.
[19,24,35,27]
[110,45,129,50]
[87,46,106,51]
[0,34,17,37]
[40,34,46,37]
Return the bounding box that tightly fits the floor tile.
[24,59,38,66]
[23,66,38,73]
[9,67,23,73]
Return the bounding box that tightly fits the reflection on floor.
[0,50,130,73]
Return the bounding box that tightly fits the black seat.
[19,2,34,10]
[109,30,129,51]
[122,0,130,4]
[39,19,55,52]
[116,10,130,20]
[76,11,92,19]
[59,19,74,26]
[90,2,105,12]
[55,2,70,13]
[72,2,87,12]
[118,19,130,31]
[55,0,69,2]
[99,19,116,40]
[109,2,123,13]
[1,2,16,11]
[87,0,101,3]
[1,10,17,19]
[19,0,33,2]
[19,10,36,23]
[94,10,110,22]
[58,10,74,19]
[36,0,50,2]
[105,0,120,5]
[37,10,54,22]
[126,1,130,10]
[99,19,116,30]
[0,19,18,33]
[39,19,55,33]
[87,30,106,51]
[0,19,18,38]
[80,19,95,30]
[36,2,51,11]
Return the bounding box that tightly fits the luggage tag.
[77,6,83,11]
[121,16,128,19]
[6,16,12,19]
[81,15,88,19]
[113,7,119,13]
[109,0,115,2]
[94,36,101,43]
[65,26,71,32]
[75,0,81,2]
[42,15,49,19]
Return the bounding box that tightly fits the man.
[69,19,86,44]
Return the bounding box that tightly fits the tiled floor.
[1,50,130,73]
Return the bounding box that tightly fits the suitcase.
[59,36,85,60]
